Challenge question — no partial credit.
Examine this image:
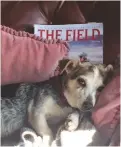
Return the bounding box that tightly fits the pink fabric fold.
[92,75,120,145]
[1,25,69,85]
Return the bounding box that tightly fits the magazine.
[34,23,103,63]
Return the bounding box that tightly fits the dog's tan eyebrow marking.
[93,66,99,80]
[70,65,94,79]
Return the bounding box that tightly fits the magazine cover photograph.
[34,23,103,63]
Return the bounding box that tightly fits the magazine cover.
[34,23,103,63]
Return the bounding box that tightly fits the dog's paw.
[65,111,80,131]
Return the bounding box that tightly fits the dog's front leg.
[65,110,81,131]
[29,113,53,147]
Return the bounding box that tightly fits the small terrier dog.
[1,59,113,146]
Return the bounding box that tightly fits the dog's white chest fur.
[43,98,73,124]
[28,98,73,125]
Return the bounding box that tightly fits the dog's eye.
[77,78,86,87]
[97,86,104,92]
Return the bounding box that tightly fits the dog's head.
[59,59,113,111]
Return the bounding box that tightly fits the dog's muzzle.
[81,100,93,112]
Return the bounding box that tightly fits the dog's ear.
[59,59,79,74]
[104,64,114,83]
[105,64,113,73]
[59,59,70,71]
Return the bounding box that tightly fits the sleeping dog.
[1,59,113,146]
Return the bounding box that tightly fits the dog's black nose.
[81,101,93,112]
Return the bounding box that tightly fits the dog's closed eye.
[77,78,86,87]
[97,86,105,92]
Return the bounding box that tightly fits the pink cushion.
[1,25,69,85]
[92,75,120,145]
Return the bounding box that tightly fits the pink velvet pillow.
[1,25,69,85]
[92,75,120,145]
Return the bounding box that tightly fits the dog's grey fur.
[1,60,113,146]
[1,84,37,137]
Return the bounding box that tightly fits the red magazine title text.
[38,29,100,41]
